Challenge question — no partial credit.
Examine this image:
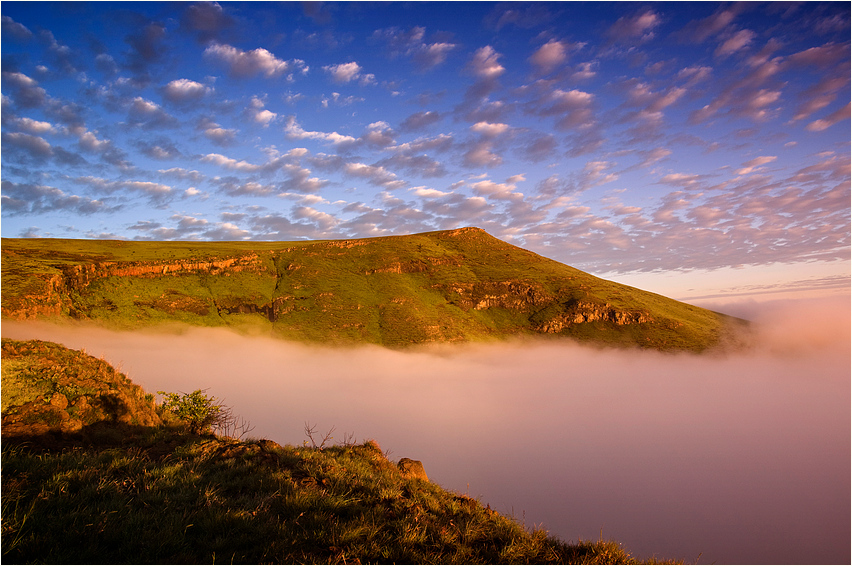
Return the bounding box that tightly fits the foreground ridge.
[1,228,746,351]
[1,339,677,564]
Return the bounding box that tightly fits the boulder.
[398,457,428,481]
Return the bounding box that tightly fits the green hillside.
[1,339,675,564]
[1,227,744,351]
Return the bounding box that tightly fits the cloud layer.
[1,2,849,287]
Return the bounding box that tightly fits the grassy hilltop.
[1,339,676,564]
[1,227,743,351]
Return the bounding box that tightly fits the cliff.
[1,228,743,351]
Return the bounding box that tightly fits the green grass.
[1,228,748,352]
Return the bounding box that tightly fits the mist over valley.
[4,294,848,564]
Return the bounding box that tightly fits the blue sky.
[2,2,849,301]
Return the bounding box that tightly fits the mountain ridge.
[1,227,745,351]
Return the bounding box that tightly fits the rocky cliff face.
[2,252,269,321]
[535,301,654,333]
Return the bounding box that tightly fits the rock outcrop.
[397,457,429,481]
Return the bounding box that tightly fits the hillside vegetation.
[1,227,744,351]
[1,339,676,564]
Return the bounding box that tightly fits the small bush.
[157,389,254,439]
[157,390,223,435]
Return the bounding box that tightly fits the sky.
[1,1,850,302]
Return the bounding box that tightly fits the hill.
[1,227,744,351]
[1,338,674,564]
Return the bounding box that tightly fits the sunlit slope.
[1,227,741,351]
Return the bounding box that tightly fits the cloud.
[469,179,523,200]
[606,10,660,43]
[715,29,756,58]
[201,153,264,173]
[463,141,502,168]
[400,110,442,131]
[529,88,596,130]
[12,117,56,135]
[320,92,364,108]
[204,43,292,78]
[638,147,672,168]
[343,162,406,190]
[362,122,396,148]
[520,133,558,163]
[74,176,174,203]
[323,62,375,85]
[128,96,177,128]
[806,102,851,132]
[529,39,568,73]
[284,116,358,147]
[410,187,451,198]
[1,15,33,41]
[468,46,505,79]
[675,7,739,43]
[162,78,211,103]
[470,121,510,137]
[485,3,555,31]
[736,155,777,175]
[199,118,237,146]
[158,168,205,182]
[2,71,48,108]
[94,53,119,75]
[1,180,114,215]
[180,2,235,44]
[372,26,457,70]
[124,22,167,76]
[2,132,53,158]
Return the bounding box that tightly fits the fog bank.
[2,295,849,564]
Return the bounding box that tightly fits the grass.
[1,227,748,351]
[1,338,679,564]
[1,433,676,564]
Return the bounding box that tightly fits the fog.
[3,295,849,564]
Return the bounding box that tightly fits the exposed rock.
[442,281,552,311]
[398,458,429,481]
[536,301,653,333]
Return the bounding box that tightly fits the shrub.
[157,389,223,435]
[157,389,254,439]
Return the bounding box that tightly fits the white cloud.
[131,97,161,114]
[162,78,210,102]
[201,153,263,172]
[737,155,777,175]
[530,40,568,72]
[77,130,110,152]
[323,62,374,84]
[284,116,357,146]
[470,121,510,137]
[204,43,290,78]
[411,187,451,198]
[469,46,505,79]
[806,102,851,132]
[14,117,55,134]
[715,29,755,58]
